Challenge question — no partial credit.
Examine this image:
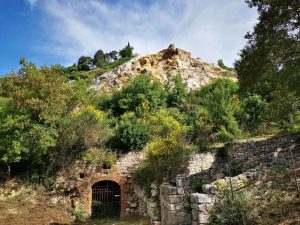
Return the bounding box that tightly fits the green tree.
[235,0,300,127]
[217,59,234,71]
[194,79,241,142]
[239,94,268,131]
[93,49,105,67]
[119,42,134,59]
[77,56,93,71]
[0,62,85,174]
[143,109,190,180]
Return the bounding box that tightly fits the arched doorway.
[91,180,121,218]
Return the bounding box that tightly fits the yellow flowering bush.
[142,109,190,180]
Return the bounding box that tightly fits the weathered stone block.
[177,212,192,225]
[177,187,185,195]
[175,202,185,212]
[162,184,177,195]
[198,213,210,224]
[190,193,212,204]
[165,211,177,225]
[164,201,176,211]
[165,195,183,204]
[192,209,198,220]
[176,175,190,187]
[191,203,200,211]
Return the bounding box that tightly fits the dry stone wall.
[160,134,300,225]
[54,134,299,223]
[160,175,192,225]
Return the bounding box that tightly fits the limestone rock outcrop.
[92,44,236,92]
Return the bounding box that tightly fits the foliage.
[143,109,191,180]
[238,94,268,131]
[119,42,134,59]
[112,112,150,151]
[218,59,234,71]
[0,63,75,167]
[52,105,113,172]
[134,166,155,198]
[77,56,93,71]
[189,79,241,142]
[93,49,105,67]
[83,148,116,168]
[108,74,168,115]
[167,75,188,108]
[0,62,113,177]
[72,204,87,221]
[287,113,300,133]
[210,190,255,225]
[191,178,208,193]
[235,0,300,129]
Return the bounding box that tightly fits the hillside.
[92,44,236,92]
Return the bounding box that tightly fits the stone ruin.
[55,134,300,224]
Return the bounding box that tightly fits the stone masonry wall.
[160,134,300,225]
[160,175,192,225]
[56,151,145,217]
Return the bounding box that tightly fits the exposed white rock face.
[92,45,236,93]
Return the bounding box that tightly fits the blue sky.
[0,0,258,76]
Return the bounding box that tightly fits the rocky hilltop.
[92,44,236,92]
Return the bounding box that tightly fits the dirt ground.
[0,180,73,225]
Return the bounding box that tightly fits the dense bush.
[112,113,150,151]
[167,75,187,108]
[210,190,254,225]
[188,79,241,143]
[109,74,168,115]
[0,62,113,177]
[143,109,191,180]
[239,94,268,131]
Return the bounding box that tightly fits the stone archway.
[86,176,128,217]
[91,180,121,218]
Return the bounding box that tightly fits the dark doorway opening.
[91,180,121,218]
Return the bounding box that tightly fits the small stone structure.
[190,193,214,225]
[160,175,192,225]
[56,151,146,217]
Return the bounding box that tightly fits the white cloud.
[34,0,258,66]
[26,0,39,9]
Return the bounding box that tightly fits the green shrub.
[210,190,254,225]
[239,94,268,131]
[112,113,150,151]
[143,109,191,181]
[72,204,87,221]
[191,178,208,192]
[109,74,168,115]
[188,79,241,143]
[83,148,117,168]
[167,75,187,108]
